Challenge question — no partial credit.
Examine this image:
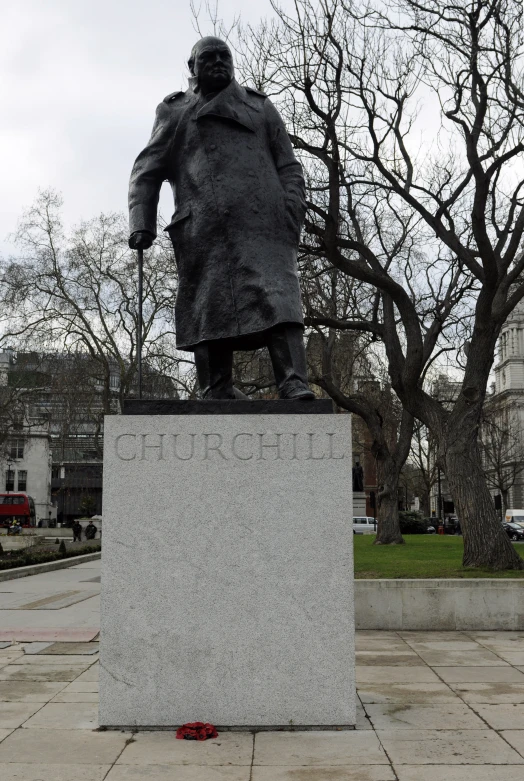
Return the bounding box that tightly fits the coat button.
[210,144,217,150]
[224,209,231,216]
[252,208,259,214]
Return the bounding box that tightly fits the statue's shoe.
[280,384,316,401]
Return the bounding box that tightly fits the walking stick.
[137,247,143,400]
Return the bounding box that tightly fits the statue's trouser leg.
[266,325,314,399]
[194,341,235,399]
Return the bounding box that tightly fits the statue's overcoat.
[129,80,306,351]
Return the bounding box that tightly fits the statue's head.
[188,36,234,94]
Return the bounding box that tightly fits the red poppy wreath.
[176,722,218,740]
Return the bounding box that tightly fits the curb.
[0,552,101,582]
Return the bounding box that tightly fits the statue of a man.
[129,37,314,400]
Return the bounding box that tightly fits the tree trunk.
[443,438,523,570]
[374,453,405,545]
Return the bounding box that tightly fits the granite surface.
[99,413,355,727]
[122,399,334,415]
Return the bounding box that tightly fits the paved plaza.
[1,561,524,778]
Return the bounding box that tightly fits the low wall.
[0,552,101,582]
[355,579,524,631]
[1,537,40,551]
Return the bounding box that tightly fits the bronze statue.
[129,37,314,400]
[352,464,364,493]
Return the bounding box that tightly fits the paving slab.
[0,630,99,642]
[116,731,253,766]
[20,654,97,666]
[398,632,472,642]
[356,652,422,667]
[21,642,53,654]
[62,681,99,693]
[500,731,524,757]
[252,731,389,766]
[356,666,440,684]
[15,590,99,610]
[0,680,67,702]
[355,636,410,652]
[470,704,524,730]
[395,767,524,780]
[0,728,132,764]
[377,729,524,764]
[467,632,524,643]
[41,642,99,655]
[364,703,485,730]
[493,653,524,665]
[415,649,509,667]
[252,767,396,780]
[0,664,89,682]
[22,701,98,729]
[358,683,460,704]
[0,764,110,780]
[0,702,45,728]
[402,640,481,652]
[74,665,99,682]
[436,667,524,683]
[107,766,251,780]
[15,655,96,666]
[355,702,373,730]
[51,691,99,703]
[449,682,524,704]
[0,655,25,668]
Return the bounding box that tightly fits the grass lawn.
[354,534,524,578]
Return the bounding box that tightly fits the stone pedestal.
[99,402,355,728]
[353,491,367,515]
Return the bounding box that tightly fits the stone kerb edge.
[0,552,101,582]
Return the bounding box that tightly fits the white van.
[505,509,524,524]
[353,516,377,534]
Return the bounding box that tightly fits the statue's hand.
[129,231,154,250]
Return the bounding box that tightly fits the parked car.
[353,516,377,534]
[503,522,524,541]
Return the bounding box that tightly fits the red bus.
[0,493,36,527]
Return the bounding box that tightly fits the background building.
[483,300,524,513]
[0,350,173,524]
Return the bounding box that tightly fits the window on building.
[17,471,27,492]
[5,470,14,491]
[9,439,24,459]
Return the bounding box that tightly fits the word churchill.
[115,431,347,462]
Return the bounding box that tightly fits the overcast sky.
[0,0,291,255]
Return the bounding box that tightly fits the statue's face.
[193,41,234,93]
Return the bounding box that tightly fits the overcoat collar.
[195,80,256,132]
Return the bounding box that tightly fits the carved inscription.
[114,431,346,462]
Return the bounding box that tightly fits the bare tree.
[304,287,410,543]
[234,0,524,569]
[0,190,194,406]
[408,420,439,518]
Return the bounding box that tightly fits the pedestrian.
[72,520,83,543]
[85,521,97,540]
[10,518,21,536]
